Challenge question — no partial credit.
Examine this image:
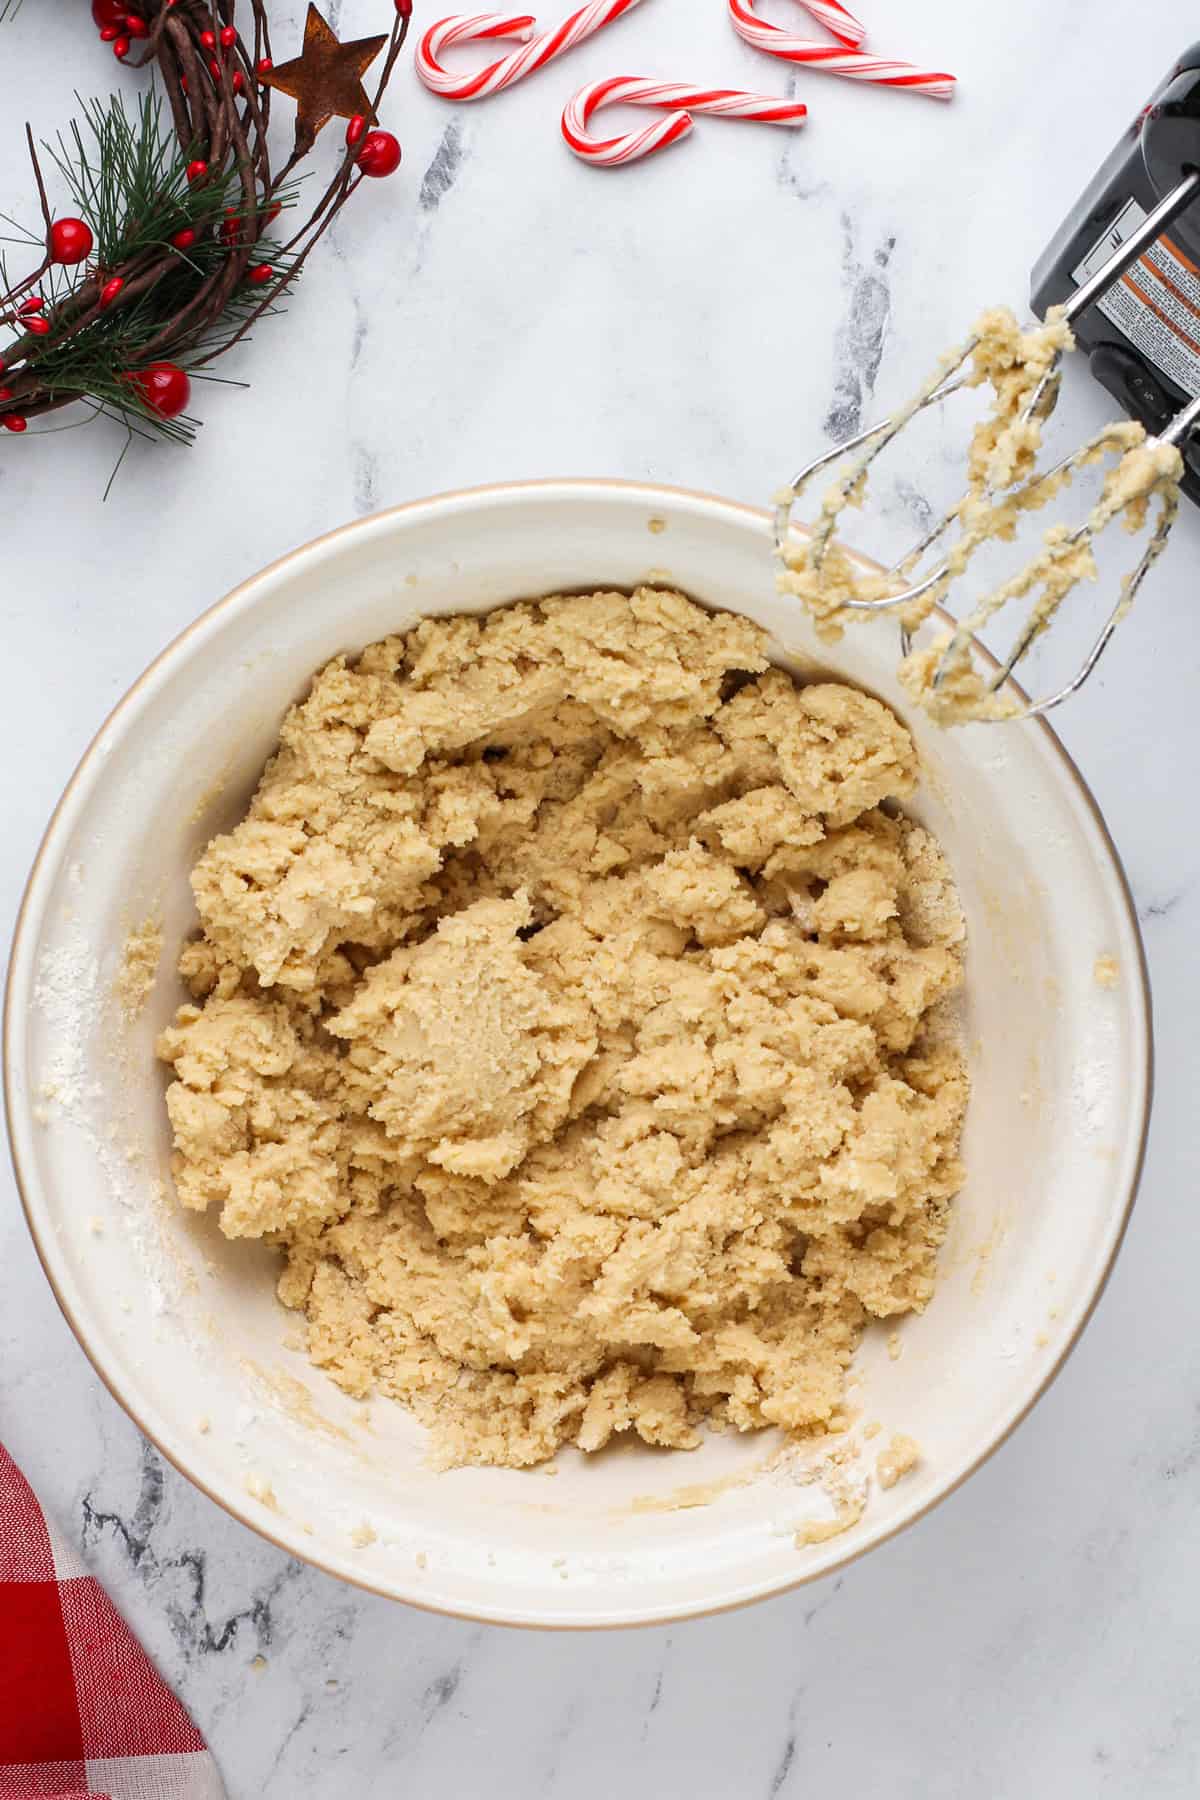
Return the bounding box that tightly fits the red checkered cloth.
[0,1442,224,1799]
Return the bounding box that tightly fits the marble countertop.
[4,0,1200,1792]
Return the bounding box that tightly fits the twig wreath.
[0,0,411,462]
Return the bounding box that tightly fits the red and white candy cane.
[417,0,648,101]
[562,77,807,168]
[792,0,866,49]
[728,0,956,101]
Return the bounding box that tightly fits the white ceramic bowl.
[5,481,1151,1628]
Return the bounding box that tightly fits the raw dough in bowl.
[158,587,967,1468]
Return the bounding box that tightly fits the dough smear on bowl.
[158,589,968,1469]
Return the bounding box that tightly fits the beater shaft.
[1063,169,1200,325]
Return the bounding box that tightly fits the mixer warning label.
[1073,198,1200,399]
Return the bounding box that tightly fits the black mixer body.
[1032,44,1200,505]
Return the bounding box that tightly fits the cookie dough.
[115,918,163,1021]
[777,308,1182,723]
[876,1432,921,1489]
[1094,953,1119,990]
[158,590,967,1468]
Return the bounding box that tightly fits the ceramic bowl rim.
[3,477,1154,1628]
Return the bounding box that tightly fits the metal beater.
[776,75,1200,721]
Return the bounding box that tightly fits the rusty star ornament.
[263,4,388,153]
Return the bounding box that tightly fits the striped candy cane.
[562,77,807,168]
[794,0,866,49]
[728,0,956,101]
[417,1,649,100]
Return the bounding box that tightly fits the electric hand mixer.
[776,45,1200,721]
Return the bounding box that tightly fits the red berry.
[125,361,190,419]
[256,55,272,75]
[50,218,94,264]
[345,113,366,147]
[199,27,216,48]
[19,296,44,315]
[208,58,221,78]
[171,226,197,250]
[232,69,245,94]
[3,415,28,433]
[180,75,188,92]
[395,0,412,14]
[100,276,124,308]
[27,316,51,337]
[265,202,282,224]
[186,159,208,184]
[92,0,130,25]
[113,35,130,58]
[220,209,241,247]
[0,387,11,401]
[356,130,402,178]
[220,24,237,48]
[99,24,121,40]
[124,14,148,34]
[248,264,274,285]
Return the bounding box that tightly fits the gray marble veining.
[4,1,1200,1795]
[823,212,895,439]
[420,119,468,214]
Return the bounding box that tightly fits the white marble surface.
[4,0,1200,1792]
